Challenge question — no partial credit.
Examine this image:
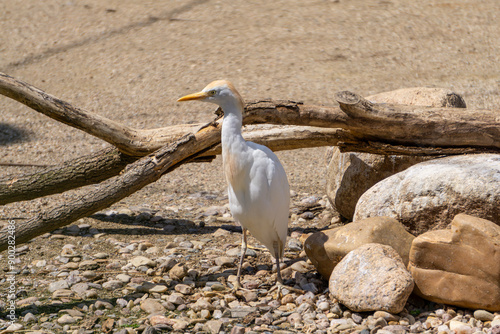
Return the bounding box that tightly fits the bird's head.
[178,80,244,112]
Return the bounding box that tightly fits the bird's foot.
[269,281,306,298]
[230,280,251,292]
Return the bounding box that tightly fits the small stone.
[150,315,175,327]
[81,270,97,280]
[148,284,168,293]
[92,300,111,310]
[192,297,214,312]
[230,306,257,318]
[317,301,330,311]
[473,310,494,322]
[129,256,156,268]
[449,320,473,334]
[52,289,75,299]
[116,274,132,283]
[175,284,193,295]
[231,326,246,334]
[79,260,99,270]
[288,238,302,251]
[103,280,124,290]
[205,319,223,334]
[16,296,38,307]
[290,260,311,273]
[288,312,302,325]
[168,293,186,305]
[23,312,37,323]
[242,290,258,302]
[374,311,399,322]
[57,314,76,324]
[3,323,23,333]
[169,263,188,280]
[215,256,235,267]
[140,298,166,315]
[94,252,109,259]
[71,282,89,295]
[48,280,70,292]
[61,247,78,257]
[213,228,231,237]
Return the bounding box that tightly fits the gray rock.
[116,274,131,283]
[70,282,89,295]
[204,319,223,334]
[23,312,37,323]
[57,314,76,324]
[103,280,124,290]
[329,243,414,313]
[52,289,75,299]
[95,300,114,310]
[129,256,156,268]
[140,298,166,315]
[78,260,99,270]
[354,154,500,235]
[167,293,186,305]
[48,280,70,292]
[474,310,495,322]
[215,256,235,267]
[230,306,258,318]
[174,283,193,295]
[169,263,188,280]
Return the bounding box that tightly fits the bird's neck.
[221,100,244,146]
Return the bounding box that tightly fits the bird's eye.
[209,90,216,96]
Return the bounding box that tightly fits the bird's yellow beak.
[177,91,209,102]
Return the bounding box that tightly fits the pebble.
[140,298,166,314]
[57,314,76,324]
[215,256,235,267]
[174,283,193,295]
[473,310,494,322]
[48,280,70,292]
[129,256,156,267]
[103,279,124,290]
[79,260,99,270]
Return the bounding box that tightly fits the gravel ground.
[1,0,499,333]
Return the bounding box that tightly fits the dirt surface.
[0,0,499,332]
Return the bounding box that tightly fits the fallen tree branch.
[0,126,352,204]
[0,121,222,252]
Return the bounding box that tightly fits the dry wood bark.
[0,122,222,252]
[0,126,348,205]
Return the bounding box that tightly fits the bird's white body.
[222,112,289,257]
[178,80,290,285]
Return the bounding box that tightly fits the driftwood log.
[0,72,499,251]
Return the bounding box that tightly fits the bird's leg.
[235,227,247,290]
[272,242,284,300]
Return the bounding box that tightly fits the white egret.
[178,80,290,288]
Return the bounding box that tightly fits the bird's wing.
[247,142,290,256]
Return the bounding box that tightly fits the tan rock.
[329,243,414,313]
[304,217,415,279]
[140,298,166,315]
[409,214,500,311]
